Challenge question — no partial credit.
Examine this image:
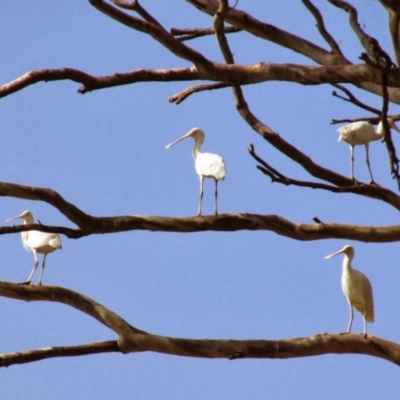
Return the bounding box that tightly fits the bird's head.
[387,118,400,133]
[6,210,34,224]
[325,244,354,260]
[165,128,205,149]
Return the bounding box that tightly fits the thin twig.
[171,26,241,42]
[169,82,232,104]
[331,84,380,114]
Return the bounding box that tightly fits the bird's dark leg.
[365,143,375,183]
[347,304,354,333]
[350,145,355,181]
[19,252,38,285]
[214,179,218,216]
[197,176,204,216]
[38,254,47,286]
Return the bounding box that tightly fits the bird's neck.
[342,255,352,272]
[374,121,386,140]
[192,135,204,159]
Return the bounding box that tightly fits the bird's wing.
[337,121,375,144]
[26,231,62,252]
[197,153,227,180]
[350,270,374,323]
[361,275,374,323]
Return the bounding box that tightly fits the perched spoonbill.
[165,128,227,216]
[337,118,400,182]
[7,210,62,285]
[325,245,374,335]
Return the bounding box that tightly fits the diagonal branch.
[1,282,400,367]
[249,144,355,192]
[302,0,343,55]
[328,0,379,62]
[169,82,232,104]
[331,84,381,114]
[112,0,164,28]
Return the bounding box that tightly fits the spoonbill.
[6,210,62,285]
[325,245,374,335]
[165,127,227,216]
[337,118,400,182]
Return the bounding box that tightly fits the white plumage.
[337,118,400,182]
[325,245,374,335]
[7,210,62,285]
[166,127,227,216]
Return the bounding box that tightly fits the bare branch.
[187,0,400,103]
[187,0,341,65]
[89,0,214,71]
[0,341,121,368]
[0,68,200,98]
[380,64,400,188]
[331,84,381,114]
[379,1,400,65]
[112,0,164,28]
[1,282,399,366]
[328,0,380,62]
[249,144,354,192]
[302,0,343,55]
[171,26,241,42]
[3,180,400,241]
[169,82,232,104]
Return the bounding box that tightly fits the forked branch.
[0,282,399,367]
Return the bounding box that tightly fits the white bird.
[325,245,374,335]
[165,127,227,216]
[6,210,62,285]
[337,118,400,182]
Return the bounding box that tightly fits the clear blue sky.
[0,1,399,399]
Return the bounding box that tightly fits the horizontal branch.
[2,182,400,242]
[0,282,399,367]
[4,214,400,243]
[0,341,121,367]
[0,68,199,98]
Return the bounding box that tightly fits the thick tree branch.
[3,181,400,242]
[1,282,399,366]
[6,214,400,243]
[187,0,341,65]
[0,68,199,98]
[187,0,400,103]
[3,63,395,100]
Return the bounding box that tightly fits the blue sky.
[1,1,399,399]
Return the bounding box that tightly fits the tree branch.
[0,341,121,367]
[3,180,400,241]
[1,282,399,366]
[171,26,240,42]
[169,82,232,104]
[302,0,343,55]
[331,84,381,115]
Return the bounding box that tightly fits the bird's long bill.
[165,131,192,149]
[6,213,23,222]
[392,122,400,133]
[324,248,345,260]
